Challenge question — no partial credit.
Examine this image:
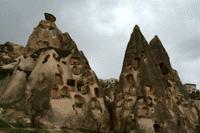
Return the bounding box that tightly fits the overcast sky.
[0,0,200,88]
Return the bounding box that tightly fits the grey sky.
[0,0,200,88]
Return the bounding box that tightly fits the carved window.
[74,94,85,108]
[177,120,181,126]
[159,63,169,75]
[49,27,54,30]
[70,58,80,65]
[153,123,160,132]
[141,49,145,57]
[133,57,140,70]
[77,81,84,91]
[72,66,81,75]
[62,61,67,65]
[55,73,64,85]
[94,87,102,97]
[126,74,135,85]
[42,54,50,64]
[67,79,75,87]
[43,41,49,47]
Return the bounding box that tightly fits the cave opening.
[95,87,101,97]
[159,62,169,75]
[67,79,75,87]
[153,123,160,132]
[42,54,50,64]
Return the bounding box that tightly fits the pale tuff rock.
[0,42,25,66]
[184,83,200,100]
[26,13,76,51]
[0,13,200,133]
[0,13,110,132]
[112,25,200,133]
[184,83,197,94]
[100,78,118,103]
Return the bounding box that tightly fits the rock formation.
[184,83,200,100]
[0,13,200,133]
[112,26,200,133]
[0,42,25,66]
[0,13,110,132]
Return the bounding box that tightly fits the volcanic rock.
[0,42,25,66]
[112,25,200,133]
[0,14,110,132]
[0,14,200,133]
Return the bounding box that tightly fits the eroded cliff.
[0,13,200,133]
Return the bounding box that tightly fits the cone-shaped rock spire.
[149,35,172,70]
[150,36,190,99]
[121,25,165,95]
[122,25,149,72]
[115,25,170,132]
[113,25,197,133]
[0,13,110,131]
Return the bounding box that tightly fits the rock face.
[0,42,25,66]
[26,13,75,51]
[0,13,110,132]
[0,13,200,133]
[112,26,200,133]
[184,83,200,100]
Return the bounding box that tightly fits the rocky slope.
[0,13,200,133]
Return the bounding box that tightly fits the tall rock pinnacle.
[122,25,148,72]
[121,25,165,96]
[113,25,198,133]
[149,35,172,71]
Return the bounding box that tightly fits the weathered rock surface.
[0,13,110,132]
[0,42,25,66]
[0,13,200,133]
[112,26,200,133]
[184,83,200,100]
